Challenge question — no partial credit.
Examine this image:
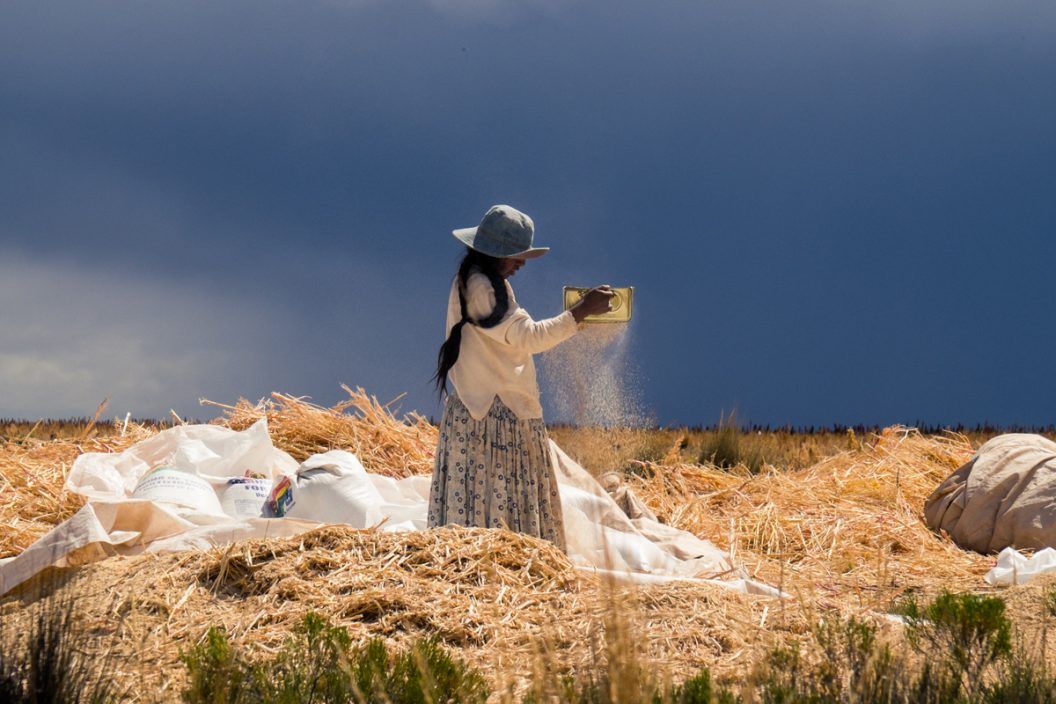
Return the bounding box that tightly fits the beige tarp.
[924,433,1056,554]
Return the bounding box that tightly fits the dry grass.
[626,426,992,613]
[1,526,785,702]
[549,423,1055,478]
[0,422,156,558]
[548,425,868,476]
[205,385,437,478]
[1,388,1039,701]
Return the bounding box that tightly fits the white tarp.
[985,547,1056,586]
[1,420,776,596]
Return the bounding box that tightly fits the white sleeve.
[464,273,579,354]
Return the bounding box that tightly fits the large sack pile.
[925,434,1056,553]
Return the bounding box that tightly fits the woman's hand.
[570,286,616,323]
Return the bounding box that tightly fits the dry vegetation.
[2,387,1055,701]
[0,423,157,557]
[547,424,859,474]
[203,386,436,478]
[627,427,989,606]
[1,526,783,700]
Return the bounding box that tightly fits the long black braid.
[433,247,511,395]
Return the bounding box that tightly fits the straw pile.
[627,426,991,611]
[0,423,154,558]
[206,385,438,478]
[1,525,785,701]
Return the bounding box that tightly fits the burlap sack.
[924,434,1056,553]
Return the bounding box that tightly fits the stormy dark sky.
[2,0,1054,427]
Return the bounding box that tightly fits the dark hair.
[433,247,511,395]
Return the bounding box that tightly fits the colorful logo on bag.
[268,475,295,517]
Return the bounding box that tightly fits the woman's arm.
[503,308,579,354]
[464,273,580,354]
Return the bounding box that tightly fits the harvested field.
[0,388,1038,701]
[626,426,994,612]
[1,526,790,701]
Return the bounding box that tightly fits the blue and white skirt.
[427,393,566,551]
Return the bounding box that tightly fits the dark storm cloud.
[2,0,1054,424]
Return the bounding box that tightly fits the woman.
[428,204,613,549]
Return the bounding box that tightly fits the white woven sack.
[284,450,386,528]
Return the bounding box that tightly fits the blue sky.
[2,0,1054,427]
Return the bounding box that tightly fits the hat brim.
[452,228,549,259]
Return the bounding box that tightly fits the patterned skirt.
[427,393,566,551]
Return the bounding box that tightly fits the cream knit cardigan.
[445,272,579,421]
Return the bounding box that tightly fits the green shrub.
[748,591,1056,704]
[664,670,738,704]
[1044,585,1056,618]
[181,626,252,704]
[902,591,1012,699]
[176,595,1056,704]
[524,668,738,704]
[756,644,809,704]
[262,611,358,704]
[756,620,899,703]
[385,638,489,704]
[813,617,905,704]
[180,612,488,704]
[982,658,1056,704]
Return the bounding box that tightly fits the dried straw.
[205,385,438,478]
[1,526,782,701]
[0,422,154,558]
[0,391,1020,700]
[627,426,991,612]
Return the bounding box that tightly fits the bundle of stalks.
[628,426,990,612]
[2,525,782,701]
[206,385,438,478]
[0,422,155,558]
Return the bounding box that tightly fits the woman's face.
[498,257,527,278]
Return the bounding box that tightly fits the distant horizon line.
[4,416,1053,437]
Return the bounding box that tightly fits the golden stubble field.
[2,390,1055,701]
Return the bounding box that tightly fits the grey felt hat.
[452,204,550,259]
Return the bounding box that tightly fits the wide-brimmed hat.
[452,204,550,259]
